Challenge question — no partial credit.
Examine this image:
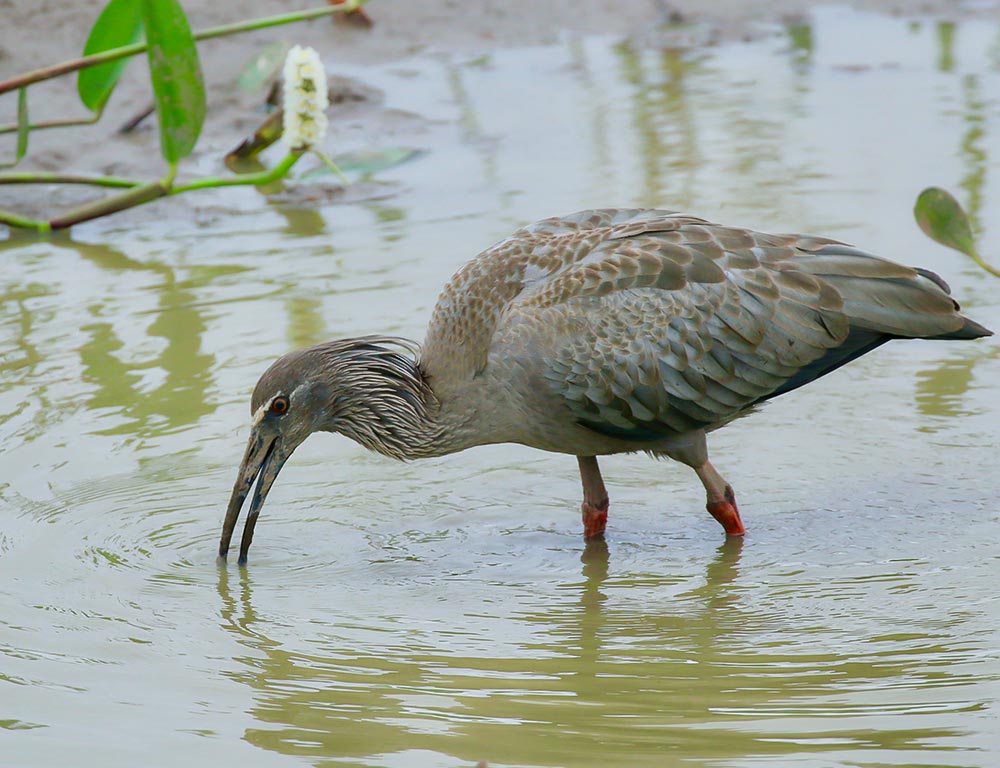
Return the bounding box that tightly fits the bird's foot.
[706,485,745,536]
[581,499,609,540]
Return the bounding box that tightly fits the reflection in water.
[79,321,142,415]
[915,356,978,422]
[0,280,50,432]
[785,18,814,70]
[568,37,614,200]
[444,56,500,192]
[615,42,700,208]
[273,204,327,237]
[913,28,992,426]
[579,538,610,610]
[915,346,999,423]
[959,73,987,231]
[0,237,219,445]
[66,240,217,437]
[213,537,979,766]
[143,271,216,431]
[217,565,278,656]
[937,21,956,74]
[284,295,326,349]
[568,539,609,677]
[686,535,743,610]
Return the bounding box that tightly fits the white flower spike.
[281,45,329,152]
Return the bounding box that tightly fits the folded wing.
[507,210,987,439]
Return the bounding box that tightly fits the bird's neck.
[332,348,446,461]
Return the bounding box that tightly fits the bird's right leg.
[577,456,609,540]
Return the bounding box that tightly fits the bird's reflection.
[579,538,610,609]
[564,535,746,685]
[214,528,968,765]
[691,535,745,608]
[578,535,744,617]
[217,562,257,641]
[572,539,611,673]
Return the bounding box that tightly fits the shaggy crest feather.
[252,336,441,461]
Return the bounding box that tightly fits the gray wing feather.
[518,212,983,439]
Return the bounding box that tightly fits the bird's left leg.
[577,456,609,540]
[665,433,746,536]
[694,461,745,536]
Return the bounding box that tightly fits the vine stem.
[0,0,367,96]
[0,209,50,232]
[171,152,300,193]
[0,171,141,188]
[0,112,101,137]
[9,153,303,231]
[969,251,1000,278]
[48,181,169,230]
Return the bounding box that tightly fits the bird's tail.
[910,267,993,339]
[792,245,993,341]
[928,316,993,339]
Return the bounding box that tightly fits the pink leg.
[696,462,746,536]
[578,456,609,540]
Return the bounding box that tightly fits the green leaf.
[914,187,976,257]
[16,88,28,162]
[299,147,426,180]
[237,41,287,93]
[914,186,1000,278]
[78,0,144,113]
[141,0,205,164]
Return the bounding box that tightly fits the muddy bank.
[1,0,996,227]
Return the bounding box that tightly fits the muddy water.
[3,8,1000,767]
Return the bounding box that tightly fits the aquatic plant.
[0,0,369,232]
[914,186,999,278]
[281,46,330,152]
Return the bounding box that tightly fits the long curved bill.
[218,427,290,565]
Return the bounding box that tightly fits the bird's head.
[218,336,433,565]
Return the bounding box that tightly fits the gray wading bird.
[220,208,991,564]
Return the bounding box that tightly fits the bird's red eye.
[270,396,290,415]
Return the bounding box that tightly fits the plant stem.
[163,162,179,189]
[0,112,101,137]
[0,209,50,232]
[171,152,299,193]
[0,171,141,188]
[970,252,1000,278]
[0,0,367,97]
[48,181,168,230]
[312,149,351,185]
[1,154,301,231]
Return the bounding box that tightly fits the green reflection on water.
[285,295,326,350]
[70,241,217,436]
[786,20,815,67]
[958,73,987,232]
[0,280,49,439]
[615,41,702,209]
[936,21,956,74]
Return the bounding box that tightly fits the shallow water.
[3,7,1000,767]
